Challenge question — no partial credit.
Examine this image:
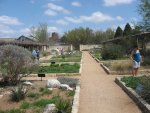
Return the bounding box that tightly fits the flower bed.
[115,76,150,113]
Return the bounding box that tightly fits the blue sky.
[0,0,141,38]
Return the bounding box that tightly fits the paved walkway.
[78,51,141,113]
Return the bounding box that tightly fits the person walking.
[32,49,37,61]
[36,49,40,61]
[130,45,143,76]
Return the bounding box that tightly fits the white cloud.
[45,3,70,16]
[64,11,115,24]
[116,16,124,21]
[45,9,57,16]
[0,16,22,25]
[103,0,134,6]
[71,1,81,7]
[20,28,30,35]
[56,19,69,25]
[0,24,15,34]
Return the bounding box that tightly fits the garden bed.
[0,77,80,113]
[100,60,150,75]
[115,76,150,113]
[41,54,82,63]
[32,63,81,74]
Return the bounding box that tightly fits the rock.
[43,104,56,113]
[47,79,61,88]
[60,84,73,91]
[23,81,33,86]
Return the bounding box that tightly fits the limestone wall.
[80,44,101,51]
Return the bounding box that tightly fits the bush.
[101,45,125,60]
[0,45,34,85]
[121,76,140,89]
[55,98,71,113]
[10,85,27,102]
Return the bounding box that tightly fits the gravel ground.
[78,51,141,113]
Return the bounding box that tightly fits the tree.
[138,0,150,31]
[30,23,49,43]
[0,45,35,85]
[123,23,132,36]
[114,27,123,38]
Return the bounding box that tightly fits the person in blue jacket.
[130,45,143,76]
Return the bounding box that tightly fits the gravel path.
[78,51,141,113]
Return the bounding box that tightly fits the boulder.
[23,81,33,86]
[60,84,73,91]
[47,79,61,88]
[43,104,56,113]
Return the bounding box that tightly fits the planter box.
[115,77,150,113]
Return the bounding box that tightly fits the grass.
[67,90,75,97]
[27,92,40,99]
[33,63,80,73]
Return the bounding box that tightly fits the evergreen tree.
[123,23,132,36]
[114,27,123,38]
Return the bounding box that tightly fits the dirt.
[0,80,73,111]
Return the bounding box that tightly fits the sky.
[0,0,141,38]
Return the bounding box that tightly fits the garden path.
[78,51,141,113]
[39,55,52,61]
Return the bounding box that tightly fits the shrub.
[55,98,71,113]
[0,45,34,85]
[121,76,140,89]
[57,77,78,87]
[101,45,125,60]
[10,85,27,102]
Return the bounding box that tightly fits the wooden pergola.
[102,32,150,55]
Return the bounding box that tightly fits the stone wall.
[48,45,73,51]
[80,44,101,51]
